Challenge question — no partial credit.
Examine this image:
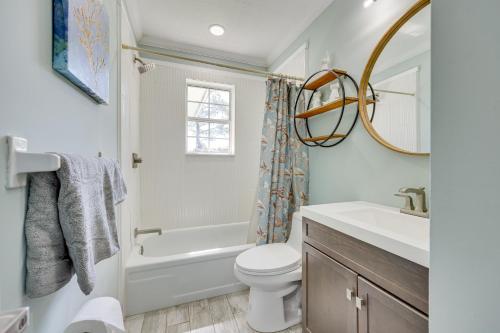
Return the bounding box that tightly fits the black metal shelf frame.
[293,69,377,148]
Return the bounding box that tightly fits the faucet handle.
[394,193,415,211]
[398,186,426,194]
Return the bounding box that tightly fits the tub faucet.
[134,227,162,238]
[395,187,429,218]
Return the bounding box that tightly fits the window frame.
[185,79,236,156]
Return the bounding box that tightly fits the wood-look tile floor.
[125,289,302,333]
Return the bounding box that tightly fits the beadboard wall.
[140,61,266,230]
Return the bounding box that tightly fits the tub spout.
[134,227,162,238]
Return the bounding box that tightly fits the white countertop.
[301,201,430,267]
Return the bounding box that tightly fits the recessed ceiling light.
[363,0,376,8]
[209,24,225,37]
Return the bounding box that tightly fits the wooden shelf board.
[303,70,347,90]
[296,98,375,119]
[296,97,356,119]
[303,134,346,142]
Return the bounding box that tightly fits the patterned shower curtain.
[256,78,309,245]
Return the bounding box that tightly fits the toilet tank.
[286,212,303,254]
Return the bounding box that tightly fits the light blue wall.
[430,0,500,332]
[271,0,430,206]
[0,1,121,332]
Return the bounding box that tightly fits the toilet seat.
[235,243,301,276]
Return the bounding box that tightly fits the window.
[186,80,235,155]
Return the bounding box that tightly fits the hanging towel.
[56,154,127,295]
[25,172,74,298]
[25,154,127,297]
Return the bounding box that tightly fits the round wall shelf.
[293,69,376,148]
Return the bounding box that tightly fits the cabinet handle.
[356,296,366,310]
[346,288,354,301]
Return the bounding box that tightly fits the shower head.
[134,55,156,74]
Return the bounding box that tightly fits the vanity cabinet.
[357,277,428,333]
[302,218,429,333]
[303,243,357,333]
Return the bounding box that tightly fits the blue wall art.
[53,0,110,104]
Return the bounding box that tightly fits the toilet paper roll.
[64,297,125,333]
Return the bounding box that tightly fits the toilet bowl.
[234,212,302,332]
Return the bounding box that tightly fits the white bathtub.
[125,222,254,316]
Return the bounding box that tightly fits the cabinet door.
[303,243,358,333]
[358,277,428,333]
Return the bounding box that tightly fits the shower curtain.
[252,78,309,245]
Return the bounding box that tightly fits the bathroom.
[0,0,499,332]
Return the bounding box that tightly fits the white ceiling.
[123,0,334,68]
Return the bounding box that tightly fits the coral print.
[256,78,309,245]
[53,0,110,104]
[73,0,107,90]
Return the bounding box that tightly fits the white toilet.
[234,212,302,332]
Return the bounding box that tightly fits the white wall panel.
[140,62,266,230]
[119,6,141,305]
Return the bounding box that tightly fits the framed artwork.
[53,0,110,104]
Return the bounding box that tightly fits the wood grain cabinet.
[303,243,357,333]
[357,277,428,333]
[302,218,429,333]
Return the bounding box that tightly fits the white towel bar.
[6,136,61,189]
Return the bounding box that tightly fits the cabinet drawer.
[303,218,429,314]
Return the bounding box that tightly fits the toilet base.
[247,283,302,333]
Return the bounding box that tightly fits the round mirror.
[359,0,430,156]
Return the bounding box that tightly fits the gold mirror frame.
[358,0,431,156]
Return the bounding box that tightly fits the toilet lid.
[236,243,301,276]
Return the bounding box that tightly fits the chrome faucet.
[134,227,162,238]
[395,187,429,218]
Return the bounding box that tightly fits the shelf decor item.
[53,0,110,104]
[310,90,323,108]
[293,69,376,148]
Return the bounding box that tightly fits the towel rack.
[5,137,106,189]
[6,136,61,189]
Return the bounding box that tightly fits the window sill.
[185,152,235,157]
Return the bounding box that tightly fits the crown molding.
[123,0,334,69]
[139,36,269,70]
[143,56,267,82]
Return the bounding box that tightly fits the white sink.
[301,201,430,267]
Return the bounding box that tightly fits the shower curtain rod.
[122,44,305,81]
[374,88,415,96]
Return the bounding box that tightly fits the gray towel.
[25,172,73,298]
[57,154,126,295]
[24,154,127,297]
